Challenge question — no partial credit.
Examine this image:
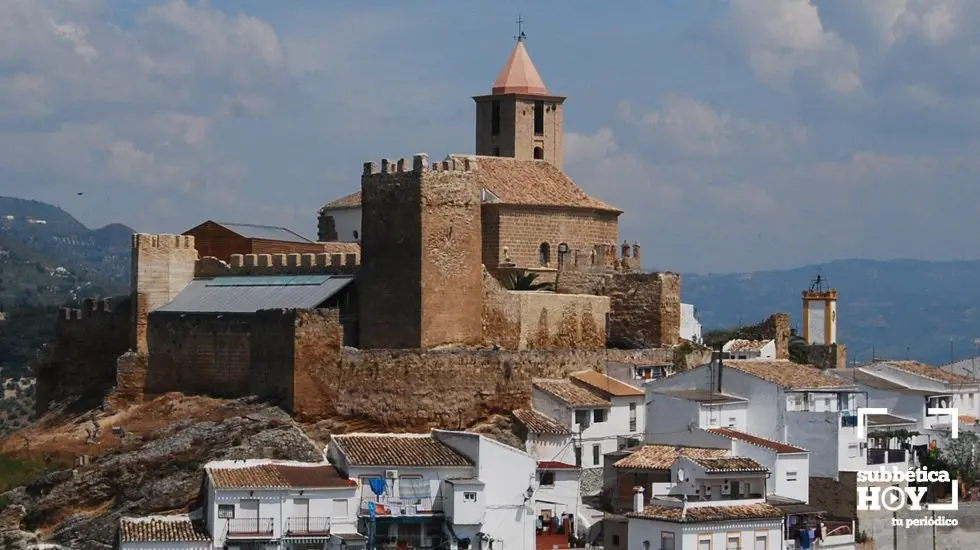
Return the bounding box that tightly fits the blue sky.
[1,0,978,274]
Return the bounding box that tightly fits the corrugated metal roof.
[217,222,314,243]
[155,275,354,313]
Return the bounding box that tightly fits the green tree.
[789,328,808,364]
[504,272,552,291]
[939,431,980,485]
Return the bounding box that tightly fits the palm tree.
[504,272,552,291]
[789,328,807,364]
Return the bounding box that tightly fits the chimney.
[633,485,645,513]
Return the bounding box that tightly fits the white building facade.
[679,303,702,344]
[722,339,777,360]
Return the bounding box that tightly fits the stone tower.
[473,38,566,169]
[802,275,838,345]
[131,233,197,353]
[358,155,484,349]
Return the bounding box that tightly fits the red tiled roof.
[119,516,211,543]
[538,461,578,470]
[208,463,355,490]
[513,409,572,435]
[332,434,473,467]
[533,379,610,408]
[687,456,767,473]
[725,339,773,352]
[627,503,784,523]
[571,370,644,397]
[706,427,807,454]
[876,360,975,385]
[320,191,362,210]
[614,445,729,470]
[723,360,851,389]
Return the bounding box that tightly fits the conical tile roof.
[492,40,549,95]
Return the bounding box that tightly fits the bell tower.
[473,25,566,169]
[802,274,838,345]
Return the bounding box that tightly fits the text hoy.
[857,485,957,512]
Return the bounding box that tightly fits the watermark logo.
[854,407,959,527]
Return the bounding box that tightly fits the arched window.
[533,146,544,160]
[539,242,551,266]
[557,243,569,269]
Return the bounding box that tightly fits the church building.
[318,37,623,271]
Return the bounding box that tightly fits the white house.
[680,303,702,344]
[118,461,364,550]
[119,516,211,550]
[646,356,869,479]
[203,460,361,549]
[326,430,537,550]
[318,192,362,242]
[722,339,777,360]
[626,454,786,550]
[606,361,673,384]
[513,408,575,465]
[531,371,645,474]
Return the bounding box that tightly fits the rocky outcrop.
[0,394,323,550]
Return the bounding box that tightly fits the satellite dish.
[677,468,686,483]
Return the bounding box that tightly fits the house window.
[492,146,500,157]
[848,443,860,457]
[629,402,637,432]
[533,146,544,159]
[728,416,737,427]
[593,409,607,423]
[538,471,555,486]
[539,242,551,266]
[698,535,712,550]
[332,498,347,518]
[754,532,768,550]
[592,444,601,466]
[463,491,478,502]
[727,532,742,549]
[611,534,621,547]
[398,475,429,499]
[787,471,798,482]
[574,447,582,467]
[575,410,589,427]
[534,100,545,135]
[217,504,235,519]
[491,100,501,136]
[661,531,676,550]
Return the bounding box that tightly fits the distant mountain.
[683,259,980,366]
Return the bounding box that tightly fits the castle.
[36,39,689,429]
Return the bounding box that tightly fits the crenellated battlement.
[361,153,479,177]
[57,297,129,326]
[132,233,195,250]
[195,252,361,277]
[559,240,642,273]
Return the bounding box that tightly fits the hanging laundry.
[800,527,812,549]
[368,478,387,496]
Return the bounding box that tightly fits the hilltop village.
[10,38,979,550]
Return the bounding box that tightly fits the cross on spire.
[514,15,526,42]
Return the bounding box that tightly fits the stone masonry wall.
[359,155,483,349]
[482,204,619,268]
[804,343,848,369]
[144,312,252,398]
[35,297,132,415]
[606,272,681,347]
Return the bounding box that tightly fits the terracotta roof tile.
[723,360,851,389]
[571,370,644,397]
[960,415,978,424]
[653,389,747,404]
[875,361,975,385]
[538,461,578,470]
[119,516,210,543]
[533,379,610,408]
[627,503,784,523]
[318,156,621,214]
[827,368,936,396]
[513,409,572,435]
[321,191,362,210]
[614,445,729,470]
[725,339,773,352]
[705,427,807,454]
[332,434,473,467]
[466,155,620,212]
[687,456,767,473]
[208,464,354,490]
[491,41,549,96]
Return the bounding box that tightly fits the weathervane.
[515,15,527,42]
[809,268,828,292]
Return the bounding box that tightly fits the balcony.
[867,449,906,465]
[284,517,330,537]
[359,496,441,518]
[227,517,274,538]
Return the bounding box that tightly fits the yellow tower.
[802,275,838,345]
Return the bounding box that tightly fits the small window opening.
[491,100,501,136]
[533,147,544,160]
[534,100,544,135]
[539,242,551,266]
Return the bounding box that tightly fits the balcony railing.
[285,516,330,535]
[360,495,441,517]
[227,517,274,537]
[868,449,907,465]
